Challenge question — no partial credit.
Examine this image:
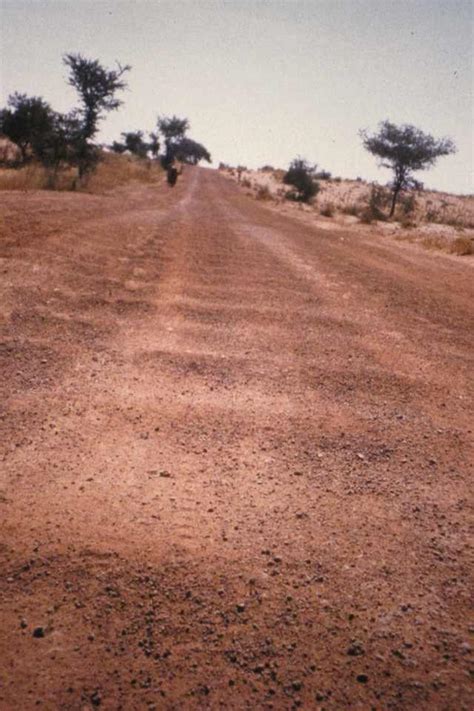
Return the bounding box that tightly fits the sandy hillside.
[221,166,474,256]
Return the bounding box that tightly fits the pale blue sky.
[1,0,472,193]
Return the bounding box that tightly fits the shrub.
[260,164,274,172]
[315,169,331,180]
[283,158,319,203]
[320,203,334,217]
[360,184,389,223]
[342,204,359,216]
[426,207,441,223]
[241,178,251,188]
[256,185,272,201]
[400,215,417,229]
[401,192,416,215]
[422,235,446,251]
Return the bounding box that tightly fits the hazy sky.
[1,0,473,193]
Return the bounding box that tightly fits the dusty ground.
[0,167,473,710]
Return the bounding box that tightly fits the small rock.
[33,627,45,638]
[20,618,27,629]
[347,642,365,656]
[356,674,368,684]
[236,603,246,613]
[159,470,171,478]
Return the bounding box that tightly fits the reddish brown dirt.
[0,168,473,710]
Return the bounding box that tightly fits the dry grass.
[0,164,54,190]
[255,184,272,201]
[86,153,162,192]
[422,235,449,252]
[450,236,474,256]
[320,203,335,217]
[0,152,163,193]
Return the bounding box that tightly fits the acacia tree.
[174,137,211,165]
[0,93,55,162]
[33,111,81,185]
[120,130,149,158]
[157,115,190,166]
[63,53,130,178]
[148,132,160,158]
[360,120,456,217]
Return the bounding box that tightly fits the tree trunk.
[389,183,402,218]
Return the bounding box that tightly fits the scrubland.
[0,151,163,193]
[222,166,474,257]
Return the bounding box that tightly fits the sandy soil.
[0,168,473,710]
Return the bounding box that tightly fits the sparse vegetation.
[0,151,162,192]
[342,204,359,217]
[63,53,131,180]
[0,53,131,187]
[320,203,334,217]
[283,158,319,203]
[315,169,332,180]
[256,184,271,201]
[360,120,456,218]
[450,236,473,255]
[359,184,389,223]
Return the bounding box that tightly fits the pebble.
[33,627,45,638]
[347,642,365,656]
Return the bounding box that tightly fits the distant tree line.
[0,53,211,188]
[0,51,456,211]
[111,115,211,167]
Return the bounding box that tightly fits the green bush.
[283,158,319,203]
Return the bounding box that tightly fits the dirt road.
[1,168,472,709]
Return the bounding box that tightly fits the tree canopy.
[0,93,55,162]
[174,137,211,165]
[157,115,210,167]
